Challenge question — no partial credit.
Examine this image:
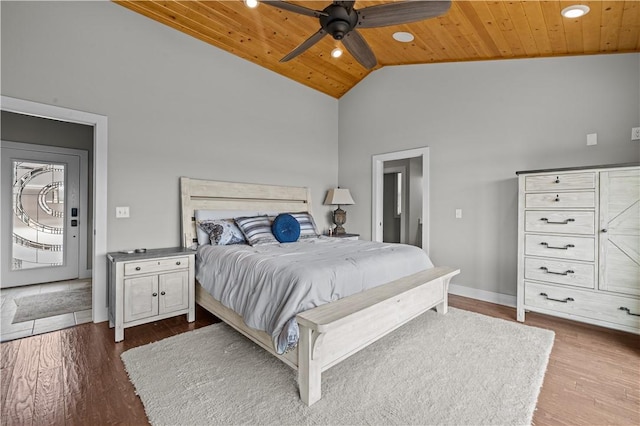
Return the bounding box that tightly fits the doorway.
[1,95,109,323]
[1,142,88,287]
[372,147,430,254]
[383,166,405,244]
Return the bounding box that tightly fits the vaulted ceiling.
[115,1,640,98]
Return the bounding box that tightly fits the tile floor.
[0,279,92,342]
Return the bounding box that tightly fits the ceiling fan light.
[561,5,590,18]
[331,47,343,58]
[393,32,415,43]
[244,0,259,9]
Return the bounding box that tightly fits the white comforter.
[196,237,433,354]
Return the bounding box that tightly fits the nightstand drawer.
[525,191,595,208]
[124,256,189,276]
[524,257,594,289]
[525,172,595,191]
[525,211,595,235]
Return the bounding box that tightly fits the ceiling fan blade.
[280,28,328,62]
[261,1,327,18]
[342,30,377,69]
[357,0,451,28]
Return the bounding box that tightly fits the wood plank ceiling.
[115,1,640,98]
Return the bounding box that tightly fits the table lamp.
[323,188,355,235]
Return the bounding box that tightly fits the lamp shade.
[324,188,355,206]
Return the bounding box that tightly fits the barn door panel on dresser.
[599,170,640,297]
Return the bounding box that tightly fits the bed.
[180,177,460,406]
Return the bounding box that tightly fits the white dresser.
[516,164,639,334]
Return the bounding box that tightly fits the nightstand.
[325,233,360,241]
[107,247,195,342]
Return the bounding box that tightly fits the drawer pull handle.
[539,266,574,276]
[540,242,575,250]
[152,292,158,297]
[176,261,181,265]
[540,292,574,303]
[540,217,575,225]
[554,177,560,184]
[554,195,560,202]
[135,267,141,271]
[619,307,640,317]
[161,291,166,296]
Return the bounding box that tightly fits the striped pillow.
[289,212,320,239]
[234,215,278,246]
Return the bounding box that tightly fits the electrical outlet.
[116,206,130,218]
[632,127,640,141]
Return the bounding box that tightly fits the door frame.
[1,95,108,323]
[372,147,430,255]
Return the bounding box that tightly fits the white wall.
[1,1,339,251]
[339,53,640,297]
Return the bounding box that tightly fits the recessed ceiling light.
[561,5,590,18]
[331,47,343,58]
[393,32,415,43]
[244,0,259,9]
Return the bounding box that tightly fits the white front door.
[1,142,81,287]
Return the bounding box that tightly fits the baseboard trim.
[449,284,516,308]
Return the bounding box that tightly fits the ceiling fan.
[261,1,452,69]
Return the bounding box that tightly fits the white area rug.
[121,308,554,425]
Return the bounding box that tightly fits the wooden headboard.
[180,177,313,248]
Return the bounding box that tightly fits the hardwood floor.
[1,296,638,425]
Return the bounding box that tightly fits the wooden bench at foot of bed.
[196,266,459,406]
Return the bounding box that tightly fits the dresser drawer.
[525,191,595,208]
[525,211,595,235]
[525,257,594,289]
[124,256,190,276]
[524,281,640,330]
[525,172,596,191]
[525,234,595,262]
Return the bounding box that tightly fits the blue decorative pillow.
[272,214,301,243]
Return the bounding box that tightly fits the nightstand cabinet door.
[124,276,159,322]
[159,271,189,314]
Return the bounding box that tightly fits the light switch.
[587,133,597,146]
[455,209,462,219]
